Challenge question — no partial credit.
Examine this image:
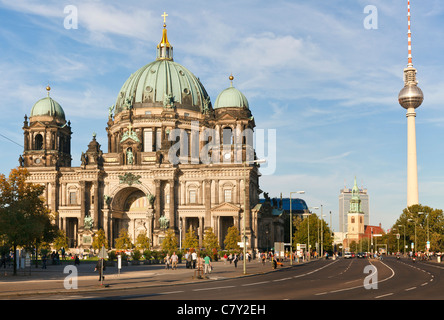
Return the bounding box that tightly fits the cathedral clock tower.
[21,86,72,168]
[346,177,365,248]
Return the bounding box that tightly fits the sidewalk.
[0,258,296,298]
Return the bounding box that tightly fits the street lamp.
[308,207,319,259]
[398,224,406,256]
[290,191,305,265]
[243,158,266,275]
[418,212,429,254]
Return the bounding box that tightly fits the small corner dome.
[30,87,65,120]
[214,82,249,110]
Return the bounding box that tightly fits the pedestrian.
[233,254,238,268]
[204,254,212,274]
[192,250,197,269]
[164,253,171,270]
[42,253,47,269]
[94,258,105,281]
[74,254,80,266]
[186,251,191,269]
[171,252,178,270]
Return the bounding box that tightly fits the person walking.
[94,258,105,281]
[204,254,212,274]
[164,253,171,270]
[192,251,197,269]
[171,252,178,270]
[233,254,238,268]
[42,253,47,269]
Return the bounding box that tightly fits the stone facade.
[20,21,279,252]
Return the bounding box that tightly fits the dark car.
[357,252,366,258]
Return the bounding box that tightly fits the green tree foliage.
[135,233,150,251]
[183,228,198,250]
[293,214,333,253]
[115,229,134,250]
[0,167,56,275]
[203,227,220,257]
[224,226,241,251]
[92,229,108,250]
[162,229,178,253]
[389,204,444,252]
[53,230,69,251]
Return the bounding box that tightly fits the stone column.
[79,181,85,229]
[93,181,99,230]
[169,179,176,230]
[204,179,211,230]
[199,216,204,248]
[154,180,161,230]
[102,208,109,243]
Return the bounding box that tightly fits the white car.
[344,252,352,259]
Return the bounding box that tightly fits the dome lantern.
[156,12,173,61]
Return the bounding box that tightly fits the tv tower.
[398,0,424,207]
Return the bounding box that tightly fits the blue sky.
[0,0,443,232]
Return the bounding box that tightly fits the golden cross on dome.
[162,12,168,25]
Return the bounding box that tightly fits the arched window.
[223,126,233,145]
[35,134,43,150]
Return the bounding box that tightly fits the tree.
[203,227,220,258]
[392,204,444,252]
[53,230,69,252]
[0,167,56,275]
[92,229,108,250]
[293,214,333,254]
[115,229,133,251]
[224,226,241,252]
[135,233,150,251]
[162,229,178,253]
[183,228,198,250]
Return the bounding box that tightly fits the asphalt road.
[17,256,444,301]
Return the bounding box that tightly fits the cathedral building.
[20,17,274,251]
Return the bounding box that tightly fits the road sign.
[427,241,430,249]
[98,245,109,259]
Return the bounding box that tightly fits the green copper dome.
[114,23,211,115]
[214,76,249,109]
[114,59,211,114]
[30,87,65,120]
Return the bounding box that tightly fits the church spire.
[156,12,173,61]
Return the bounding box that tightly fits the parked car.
[357,252,365,258]
[344,252,353,259]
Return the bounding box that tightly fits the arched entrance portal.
[109,186,154,248]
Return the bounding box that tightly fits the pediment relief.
[211,202,241,213]
[217,112,237,121]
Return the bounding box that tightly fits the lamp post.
[418,212,429,254]
[398,224,406,256]
[290,191,305,265]
[243,158,266,275]
[308,207,319,259]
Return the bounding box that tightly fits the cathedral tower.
[22,86,72,168]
